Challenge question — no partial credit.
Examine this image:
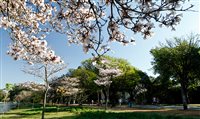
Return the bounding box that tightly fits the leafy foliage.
[151,34,200,109]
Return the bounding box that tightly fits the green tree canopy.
[150,34,200,110]
[67,56,149,106]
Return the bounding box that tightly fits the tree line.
[1,35,200,110]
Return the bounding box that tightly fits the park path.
[129,105,200,110]
[107,104,200,116]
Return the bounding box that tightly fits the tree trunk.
[102,88,109,110]
[122,91,126,103]
[97,91,100,105]
[42,65,49,119]
[105,86,110,110]
[180,82,188,110]
[42,88,49,119]
[128,91,134,107]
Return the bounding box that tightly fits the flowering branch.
[0,0,194,62]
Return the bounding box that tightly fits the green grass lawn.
[1,107,76,119]
[1,106,199,119]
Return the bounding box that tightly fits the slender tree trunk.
[128,91,134,107]
[105,89,108,110]
[122,91,125,103]
[97,91,100,105]
[17,101,20,109]
[42,88,49,119]
[180,82,188,110]
[42,65,48,119]
[105,86,110,110]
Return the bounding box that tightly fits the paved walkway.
[123,104,200,110]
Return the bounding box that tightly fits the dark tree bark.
[180,81,188,110]
[102,88,109,110]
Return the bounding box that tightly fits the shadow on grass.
[1,115,77,119]
[74,111,200,119]
[25,106,95,113]
[47,116,77,119]
[3,106,200,119]
[1,113,40,119]
[15,103,42,109]
[2,111,40,115]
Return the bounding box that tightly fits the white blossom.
[94,58,122,87]
[0,0,193,60]
[50,77,80,96]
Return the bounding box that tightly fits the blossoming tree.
[49,76,80,104]
[0,0,194,61]
[12,82,45,108]
[94,58,122,109]
[22,63,67,119]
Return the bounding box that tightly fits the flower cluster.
[94,67,122,86]
[94,76,112,86]
[15,90,32,102]
[99,68,122,77]
[59,0,191,55]
[0,0,193,60]
[7,36,63,64]
[94,58,122,87]
[18,81,45,91]
[50,77,80,96]
[0,0,62,64]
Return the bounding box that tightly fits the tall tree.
[3,83,13,103]
[150,34,200,110]
[69,67,98,105]
[22,64,66,119]
[10,82,45,106]
[81,56,148,105]
[0,89,5,102]
[49,76,80,104]
[93,57,122,109]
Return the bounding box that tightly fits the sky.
[0,1,200,89]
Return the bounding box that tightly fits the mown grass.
[0,107,76,119]
[76,111,200,119]
[1,105,199,119]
